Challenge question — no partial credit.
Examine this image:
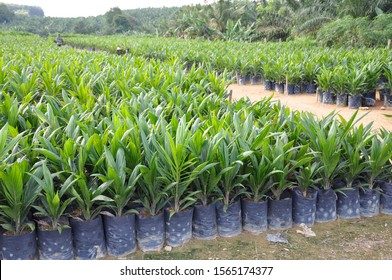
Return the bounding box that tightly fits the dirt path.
[229,84,392,131]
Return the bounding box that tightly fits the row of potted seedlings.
[1,109,391,260]
[238,56,392,110]
[316,61,392,108]
[3,177,392,261]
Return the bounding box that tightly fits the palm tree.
[255,0,339,39]
[338,0,392,18]
[206,0,235,33]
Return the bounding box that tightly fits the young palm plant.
[95,145,141,257]
[153,116,210,215]
[153,116,210,246]
[298,111,360,222]
[266,133,312,230]
[295,162,322,197]
[268,134,312,201]
[0,160,41,259]
[215,132,251,237]
[134,120,171,251]
[98,147,140,217]
[336,124,373,219]
[68,144,112,221]
[188,129,223,206]
[340,124,373,189]
[293,161,322,226]
[0,160,41,235]
[30,162,76,231]
[65,139,111,259]
[360,134,392,217]
[29,162,77,260]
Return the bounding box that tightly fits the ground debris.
[267,233,289,244]
[296,223,316,237]
[164,246,172,252]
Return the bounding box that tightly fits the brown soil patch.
[229,84,392,131]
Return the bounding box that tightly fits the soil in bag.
[0,230,37,260]
[316,188,336,223]
[336,188,360,219]
[103,214,136,257]
[381,193,392,214]
[336,93,348,107]
[165,208,193,247]
[381,182,392,196]
[241,199,267,234]
[348,95,362,109]
[292,189,317,227]
[264,80,273,91]
[70,215,106,260]
[359,188,380,217]
[322,92,335,104]
[136,212,165,252]
[193,203,217,240]
[37,227,73,260]
[216,200,242,237]
[267,198,292,230]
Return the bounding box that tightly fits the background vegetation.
[1,0,391,47]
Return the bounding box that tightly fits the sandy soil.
[228,84,392,131]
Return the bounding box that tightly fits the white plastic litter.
[296,223,316,237]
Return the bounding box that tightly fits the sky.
[5,0,212,17]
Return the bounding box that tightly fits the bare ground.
[228,84,392,131]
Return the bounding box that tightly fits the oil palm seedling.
[153,116,211,246]
[360,133,392,217]
[137,118,171,216]
[336,124,373,219]
[188,129,223,239]
[268,134,312,201]
[96,145,141,257]
[266,133,312,230]
[302,58,319,93]
[346,66,367,108]
[0,160,42,259]
[153,116,210,215]
[0,160,41,235]
[292,161,321,226]
[331,66,349,106]
[98,146,140,217]
[317,66,335,103]
[299,111,360,222]
[66,143,111,259]
[30,162,76,231]
[362,60,382,100]
[29,162,76,260]
[214,132,251,237]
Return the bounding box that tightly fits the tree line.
[1,1,391,47]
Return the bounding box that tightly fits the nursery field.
[0,33,391,261]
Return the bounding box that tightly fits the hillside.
[4,2,44,17]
